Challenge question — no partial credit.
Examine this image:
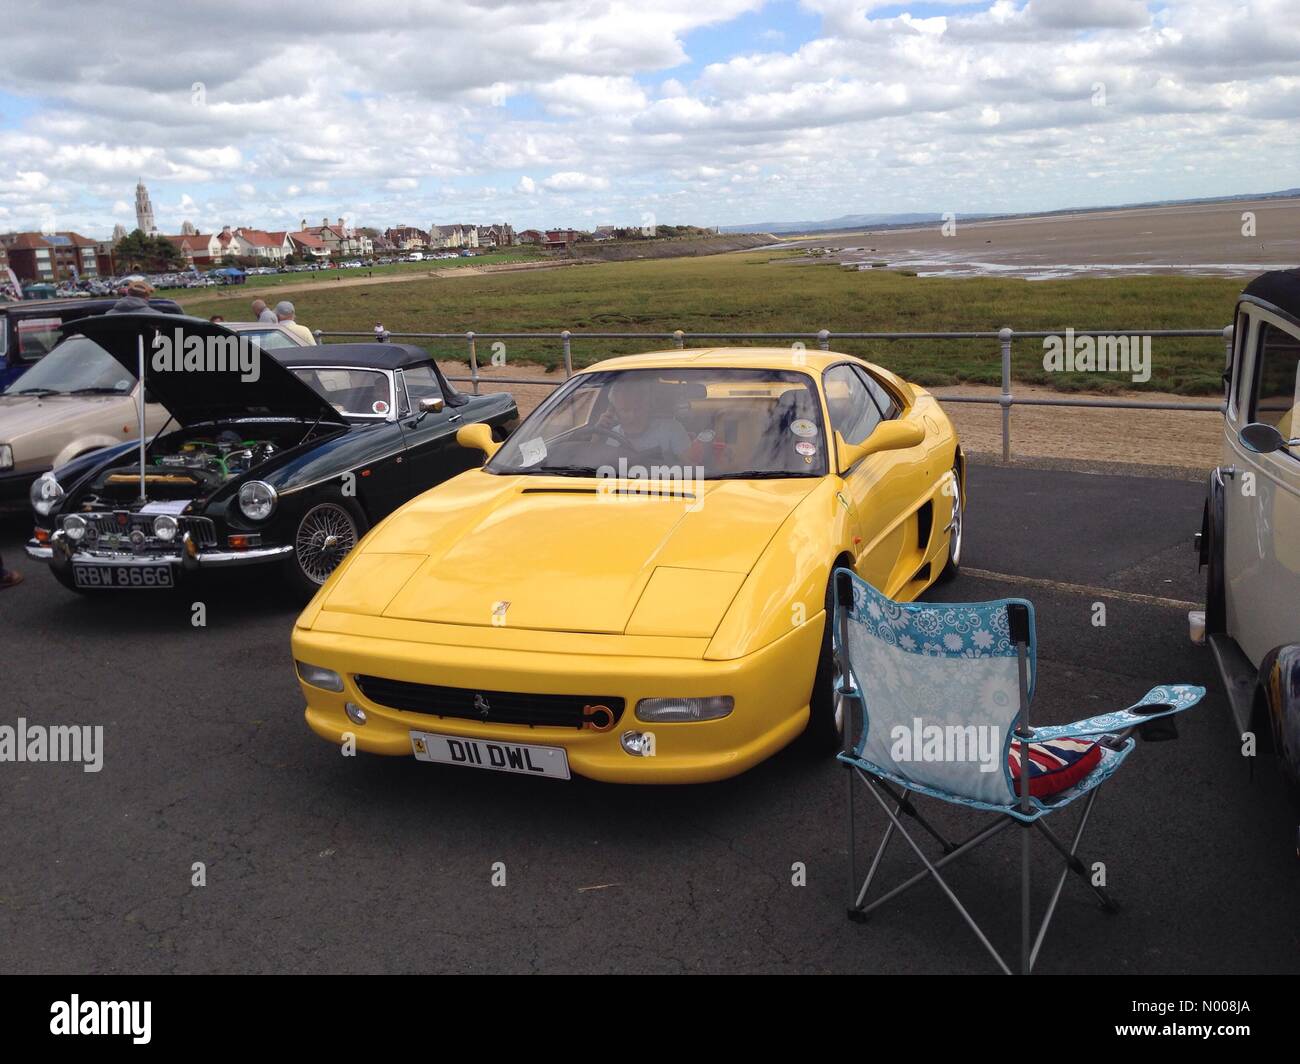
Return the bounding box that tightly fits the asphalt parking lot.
[1,461,1296,974]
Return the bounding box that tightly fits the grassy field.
[179,250,1244,393]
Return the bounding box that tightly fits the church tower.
[135,178,157,235]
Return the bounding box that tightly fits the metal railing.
[313,325,1233,461]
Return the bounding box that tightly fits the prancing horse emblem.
[474,693,491,719]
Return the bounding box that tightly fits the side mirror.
[412,396,444,422]
[1239,422,1291,454]
[836,420,924,473]
[456,421,500,459]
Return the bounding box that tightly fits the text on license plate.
[409,730,570,780]
[72,563,174,589]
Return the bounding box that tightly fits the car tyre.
[937,462,963,583]
[805,575,852,754]
[286,494,368,595]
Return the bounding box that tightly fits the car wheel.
[287,495,368,594]
[806,576,852,754]
[937,462,963,583]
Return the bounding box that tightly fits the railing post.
[673,329,685,350]
[313,328,323,343]
[818,329,830,352]
[561,330,573,379]
[467,331,479,394]
[999,326,1013,462]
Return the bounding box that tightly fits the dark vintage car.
[25,314,518,593]
[0,296,183,391]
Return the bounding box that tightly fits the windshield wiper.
[68,387,126,395]
[9,387,62,396]
[711,470,816,479]
[513,464,602,477]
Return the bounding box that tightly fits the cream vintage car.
[0,321,308,499]
[1198,269,1300,818]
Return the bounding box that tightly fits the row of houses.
[0,231,100,283]
[383,222,516,251]
[164,219,375,267]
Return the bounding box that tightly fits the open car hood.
[63,313,342,427]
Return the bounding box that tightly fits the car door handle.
[447,413,462,424]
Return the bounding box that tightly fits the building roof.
[289,231,328,249]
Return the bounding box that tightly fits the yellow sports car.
[292,348,965,783]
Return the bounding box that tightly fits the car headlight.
[238,480,277,522]
[62,514,87,542]
[153,514,179,541]
[295,661,344,692]
[635,696,734,723]
[31,473,63,516]
[0,445,12,470]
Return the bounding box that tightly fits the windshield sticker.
[795,441,817,457]
[371,399,390,416]
[519,437,547,467]
[790,418,817,438]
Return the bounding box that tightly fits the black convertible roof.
[1242,269,1300,320]
[274,342,435,370]
[276,341,469,407]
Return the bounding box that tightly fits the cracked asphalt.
[1,461,1296,974]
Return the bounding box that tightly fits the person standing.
[108,279,160,314]
[251,298,278,323]
[275,301,316,345]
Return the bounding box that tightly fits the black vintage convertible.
[25,314,517,593]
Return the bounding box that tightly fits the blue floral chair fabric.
[833,566,1205,974]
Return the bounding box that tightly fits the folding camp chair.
[833,567,1204,974]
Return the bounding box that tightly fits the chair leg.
[1033,790,1119,911]
[1021,825,1031,975]
[860,774,1014,975]
[877,778,958,854]
[846,759,865,921]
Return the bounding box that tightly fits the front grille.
[354,675,624,731]
[79,512,218,548]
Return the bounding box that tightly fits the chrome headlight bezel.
[238,480,278,522]
[62,514,87,542]
[153,514,179,541]
[31,472,64,516]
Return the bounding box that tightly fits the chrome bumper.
[33,531,292,570]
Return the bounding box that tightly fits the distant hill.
[722,188,1300,237]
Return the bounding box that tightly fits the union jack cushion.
[1008,736,1102,798]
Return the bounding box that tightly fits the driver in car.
[595,377,690,460]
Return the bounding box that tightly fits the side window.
[853,365,900,420]
[1251,322,1300,453]
[402,364,444,409]
[394,370,411,417]
[824,365,882,447]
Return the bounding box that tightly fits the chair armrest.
[1031,685,1205,741]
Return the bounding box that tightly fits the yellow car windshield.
[488,367,828,478]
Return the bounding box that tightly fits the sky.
[2,0,1299,239]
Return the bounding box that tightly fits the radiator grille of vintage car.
[77,512,219,550]
[353,676,625,731]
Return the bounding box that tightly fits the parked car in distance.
[0,296,183,392]
[223,321,315,351]
[27,315,518,594]
[292,348,964,783]
[1198,268,1300,810]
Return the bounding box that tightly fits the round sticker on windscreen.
[790,418,817,438]
[372,400,390,415]
[795,441,817,457]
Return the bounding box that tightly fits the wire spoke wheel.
[295,502,359,585]
[945,470,963,568]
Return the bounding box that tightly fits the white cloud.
[541,171,610,191]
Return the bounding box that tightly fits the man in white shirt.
[251,298,278,324]
[275,301,317,345]
[596,376,689,459]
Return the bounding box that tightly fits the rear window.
[15,316,64,361]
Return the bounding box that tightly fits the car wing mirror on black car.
[413,396,444,422]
